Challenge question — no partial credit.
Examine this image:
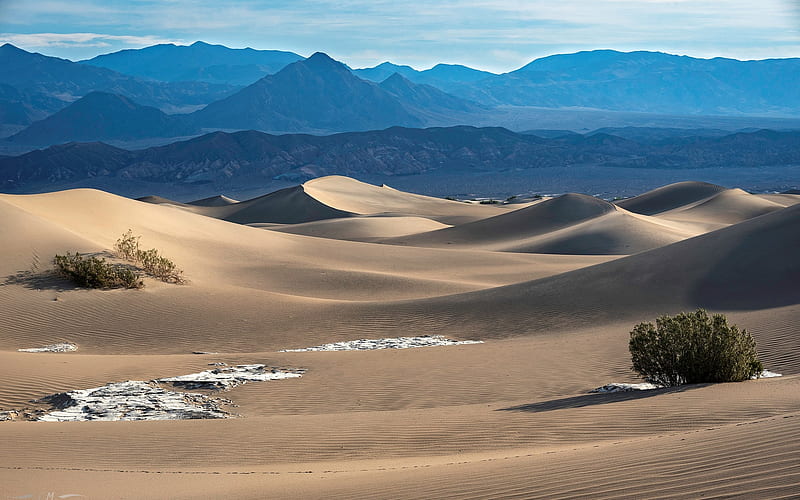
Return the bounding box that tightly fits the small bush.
[114,230,184,284]
[114,229,140,261]
[54,252,143,289]
[629,309,763,387]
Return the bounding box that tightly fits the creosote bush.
[629,309,763,387]
[114,229,184,284]
[53,252,143,289]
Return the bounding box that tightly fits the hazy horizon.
[1,0,798,73]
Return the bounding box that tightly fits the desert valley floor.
[0,176,798,499]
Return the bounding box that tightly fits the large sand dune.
[386,193,701,254]
[615,180,728,215]
[1,177,798,498]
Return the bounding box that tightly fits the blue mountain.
[192,52,423,133]
[354,62,495,91]
[82,41,304,86]
[0,43,238,117]
[8,91,198,145]
[451,50,800,116]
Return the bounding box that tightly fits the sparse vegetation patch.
[114,230,184,284]
[53,252,142,289]
[51,231,183,290]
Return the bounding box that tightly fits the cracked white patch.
[280,335,483,352]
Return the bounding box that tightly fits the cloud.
[0,0,796,70]
[0,32,184,49]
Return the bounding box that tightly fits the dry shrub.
[53,252,143,289]
[114,230,184,284]
[629,309,763,387]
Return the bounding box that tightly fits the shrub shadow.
[1,251,133,291]
[1,269,77,291]
[498,384,707,413]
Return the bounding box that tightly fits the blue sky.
[1,0,798,72]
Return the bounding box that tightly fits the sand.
[1,176,798,498]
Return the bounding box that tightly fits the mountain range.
[5,51,483,144]
[2,126,798,195]
[82,41,304,86]
[191,52,426,133]
[0,43,239,125]
[1,42,800,149]
[449,50,800,115]
[7,91,199,145]
[353,62,495,92]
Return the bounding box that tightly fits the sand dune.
[186,194,239,207]
[371,202,800,339]
[658,187,786,225]
[196,184,356,224]
[302,175,508,224]
[266,215,450,241]
[1,178,798,498]
[756,192,800,206]
[616,180,727,215]
[136,194,185,206]
[141,176,509,226]
[389,193,615,246]
[387,193,700,254]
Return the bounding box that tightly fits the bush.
[629,309,763,387]
[114,230,184,284]
[53,252,143,289]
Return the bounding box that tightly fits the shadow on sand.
[1,269,78,291]
[0,251,127,292]
[497,384,707,413]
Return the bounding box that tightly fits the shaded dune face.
[1,176,798,499]
[616,180,728,215]
[382,192,699,255]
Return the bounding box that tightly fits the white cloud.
[0,32,184,50]
[0,0,797,70]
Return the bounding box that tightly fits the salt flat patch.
[18,342,77,353]
[34,364,302,422]
[38,381,228,422]
[592,370,783,393]
[280,335,483,352]
[591,382,659,393]
[159,364,303,390]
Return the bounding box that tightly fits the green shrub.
[114,229,140,261]
[53,252,143,289]
[114,230,184,284]
[629,309,763,387]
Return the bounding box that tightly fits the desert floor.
[1,176,798,499]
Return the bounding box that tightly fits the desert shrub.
[114,230,184,284]
[114,229,140,261]
[479,199,499,204]
[629,309,763,387]
[53,252,143,289]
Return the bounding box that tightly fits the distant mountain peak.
[0,43,26,54]
[298,52,351,75]
[306,52,339,65]
[8,91,197,145]
[381,72,412,85]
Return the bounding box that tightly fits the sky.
[0,0,798,72]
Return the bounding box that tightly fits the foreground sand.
[1,177,798,498]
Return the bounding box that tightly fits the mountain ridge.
[2,126,799,194]
[8,91,199,145]
[81,41,303,86]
